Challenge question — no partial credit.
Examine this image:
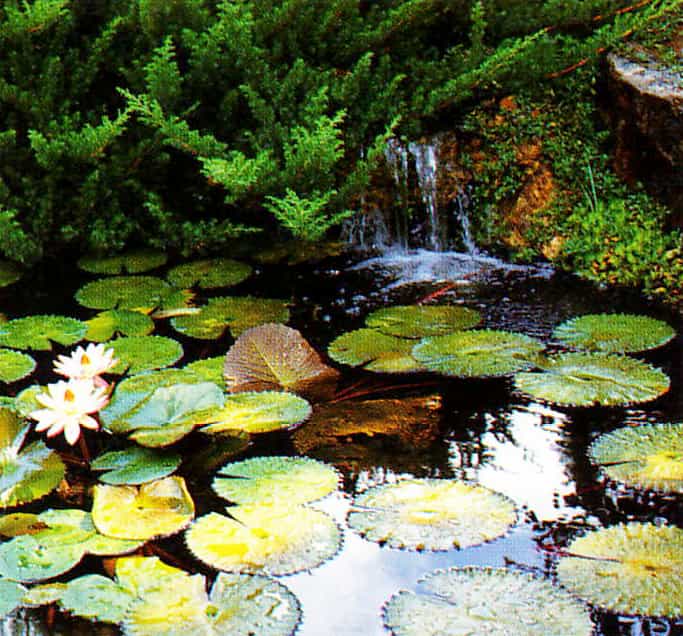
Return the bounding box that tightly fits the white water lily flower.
[54,343,118,382]
[29,379,109,445]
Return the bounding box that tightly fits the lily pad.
[0,315,85,350]
[91,446,182,485]
[514,353,670,407]
[223,323,339,397]
[85,309,155,342]
[166,258,252,289]
[201,391,311,435]
[77,250,168,275]
[348,478,517,550]
[108,335,183,375]
[366,305,481,338]
[0,349,35,382]
[254,240,345,265]
[0,407,65,508]
[75,275,190,312]
[186,505,341,575]
[92,476,195,541]
[383,566,593,636]
[589,422,683,494]
[412,329,544,378]
[0,578,26,618]
[0,508,143,582]
[212,456,339,506]
[553,313,676,353]
[184,356,225,386]
[328,328,424,373]
[557,522,683,617]
[171,296,290,340]
[0,261,22,288]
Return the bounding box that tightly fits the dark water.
[0,250,681,636]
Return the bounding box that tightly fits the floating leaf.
[412,329,544,378]
[92,476,195,541]
[201,391,311,435]
[166,258,252,289]
[213,456,339,506]
[557,523,683,617]
[0,578,26,618]
[553,313,676,353]
[366,305,481,338]
[589,422,683,494]
[348,478,517,550]
[0,407,65,508]
[514,353,670,407]
[223,323,339,397]
[75,276,190,312]
[254,240,345,265]
[0,509,143,582]
[171,296,290,340]
[85,309,155,342]
[328,328,424,373]
[0,261,22,288]
[383,566,593,636]
[184,356,224,386]
[0,349,35,382]
[77,250,168,275]
[92,446,182,485]
[108,335,183,375]
[21,581,66,606]
[186,505,341,575]
[13,385,43,417]
[0,315,85,351]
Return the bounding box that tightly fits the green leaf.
[75,276,190,312]
[0,577,26,618]
[366,305,481,338]
[0,349,35,382]
[0,261,22,288]
[327,328,424,373]
[108,335,183,375]
[77,250,168,275]
[85,310,155,342]
[348,478,517,550]
[557,523,683,617]
[383,567,593,636]
[0,315,86,350]
[212,456,339,506]
[412,330,544,378]
[553,313,676,353]
[171,296,289,340]
[589,422,683,494]
[184,356,224,386]
[201,391,311,435]
[92,446,182,485]
[186,506,341,575]
[514,353,670,407]
[166,258,252,289]
[92,476,195,541]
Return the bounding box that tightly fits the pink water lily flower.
[29,379,109,445]
[54,343,118,385]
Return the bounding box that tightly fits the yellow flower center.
[64,389,76,402]
[81,354,91,365]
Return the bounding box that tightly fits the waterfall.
[408,139,443,251]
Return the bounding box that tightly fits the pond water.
[0,248,681,636]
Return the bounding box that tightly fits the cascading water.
[408,139,443,251]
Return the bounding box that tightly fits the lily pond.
[0,247,680,636]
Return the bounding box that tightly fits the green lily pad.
[200,391,311,435]
[171,296,290,340]
[223,323,339,397]
[212,456,339,506]
[383,566,593,636]
[184,356,225,386]
[366,305,481,338]
[21,581,66,606]
[557,522,683,617]
[92,476,195,541]
[412,329,544,378]
[85,309,155,342]
[0,407,65,508]
[13,385,43,417]
[77,250,168,275]
[0,577,26,617]
[348,478,517,551]
[75,275,191,312]
[589,422,683,494]
[166,258,252,289]
[553,313,676,353]
[108,335,183,375]
[514,353,670,407]
[0,315,85,351]
[0,508,143,582]
[254,240,345,265]
[327,328,424,373]
[0,261,22,288]
[0,349,35,382]
[186,506,341,575]
[91,446,182,485]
